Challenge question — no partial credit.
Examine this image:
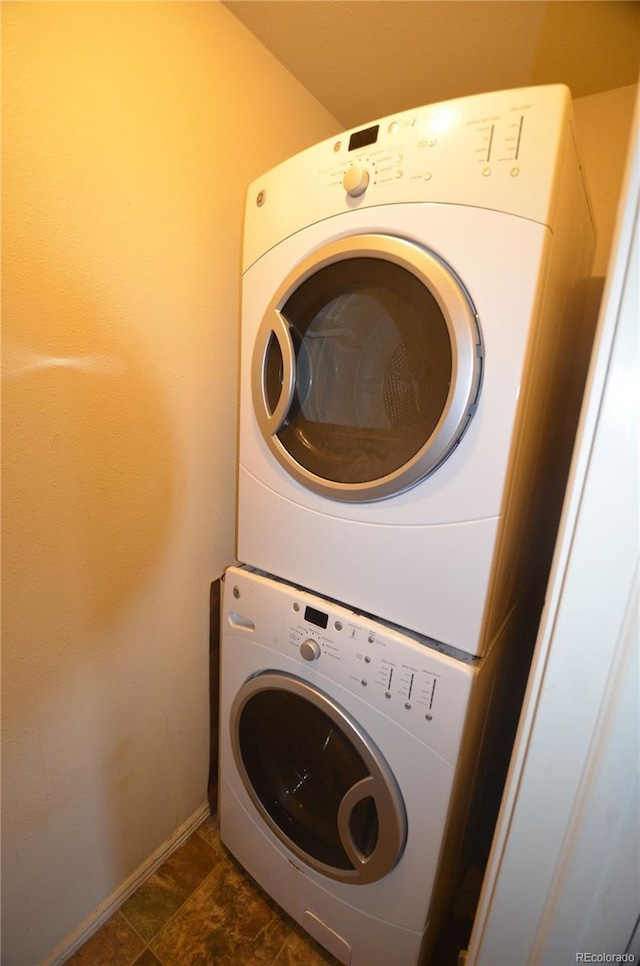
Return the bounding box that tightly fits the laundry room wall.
[573,83,638,276]
[1,3,339,965]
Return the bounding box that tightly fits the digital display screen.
[305,605,329,629]
[348,124,379,151]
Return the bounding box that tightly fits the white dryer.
[219,565,500,966]
[237,85,596,657]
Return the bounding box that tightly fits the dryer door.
[230,671,407,885]
[252,234,483,502]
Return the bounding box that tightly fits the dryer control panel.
[225,566,479,763]
[243,85,581,271]
[328,102,535,196]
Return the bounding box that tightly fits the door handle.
[255,310,295,436]
[337,775,404,884]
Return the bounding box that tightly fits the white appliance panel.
[238,480,499,652]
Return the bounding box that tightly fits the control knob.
[343,164,370,197]
[300,639,321,662]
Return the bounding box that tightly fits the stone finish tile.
[194,814,226,860]
[273,922,343,966]
[150,857,293,965]
[120,832,220,942]
[132,949,164,966]
[65,911,145,966]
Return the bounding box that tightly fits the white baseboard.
[41,801,212,966]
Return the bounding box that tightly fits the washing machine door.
[230,671,407,885]
[252,234,483,502]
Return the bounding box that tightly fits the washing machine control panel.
[288,617,444,714]
[225,567,478,762]
[284,587,475,755]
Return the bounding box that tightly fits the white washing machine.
[237,85,596,657]
[219,565,501,965]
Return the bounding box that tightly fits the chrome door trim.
[251,233,483,502]
[253,309,296,436]
[230,671,407,885]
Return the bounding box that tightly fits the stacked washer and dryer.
[219,86,595,965]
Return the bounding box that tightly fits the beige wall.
[1,3,338,963]
[574,84,638,276]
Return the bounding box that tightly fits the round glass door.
[252,234,483,502]
[230,671,407,885]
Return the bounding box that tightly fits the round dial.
[343,164,370,197]
[299,639,321,662]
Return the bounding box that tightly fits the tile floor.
[66,814,475,966]
[65,814,341,966]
